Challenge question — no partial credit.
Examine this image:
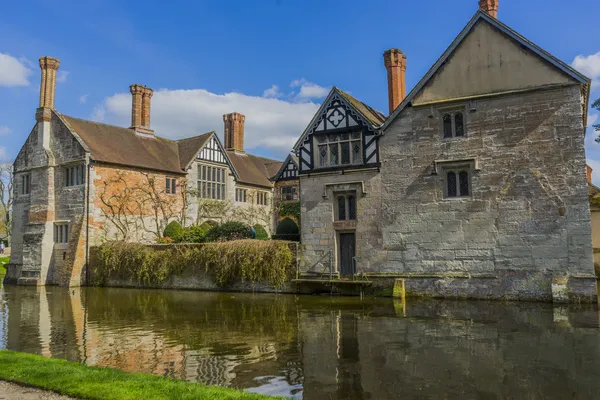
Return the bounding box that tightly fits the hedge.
[271,234,300,242]
[92,240,294,288]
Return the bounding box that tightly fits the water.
[1,286,600,399]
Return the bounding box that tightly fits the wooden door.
[339,233,356,277]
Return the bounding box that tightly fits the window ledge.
[432,158,479,175]
[333,220,357,231]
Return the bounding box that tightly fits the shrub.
[276,217,299,235]
[177,225,206,243]
[92,240,294,288]
[163,221,183,240]
[199,220,218,232]
[271,234,300,242]
[205,221,252,242]
[254,224,269,240]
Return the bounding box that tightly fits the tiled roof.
[60,115,185,174]
[227,151,282,188]
[338,89,387,126]
[177,132,213,170]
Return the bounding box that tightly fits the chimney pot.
[223,112,245,152]
[479,0,499,18]
[383,49,407,115]
[38,56,60,113]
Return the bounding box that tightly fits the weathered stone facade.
[296,9,595,302]
[7,62,280,288]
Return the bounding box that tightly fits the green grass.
[0,350,281,400]
[0,256,7,280]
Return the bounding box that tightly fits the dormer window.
[442,111,465,139]
[316,132,362,168]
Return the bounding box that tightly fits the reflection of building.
[271,154,300,236]
[7,61,281,288]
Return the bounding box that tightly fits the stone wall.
[377,85,595,301]
[299,170,382,274]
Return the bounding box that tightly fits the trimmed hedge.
[276,217,299,235]
[271,234,300,242]
[93,240,294,288]
[206,221,252,242]
[163,221,183,239]
[254,224,269,240]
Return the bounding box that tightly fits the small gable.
[412,19,579,106]
[295,89,382,173]
[273,154,299,181]
[196,135,227,164]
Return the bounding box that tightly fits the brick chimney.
[129,84,154,135]
[587,165,593,184]
[479,0,499,18]
[36,56,60,123]
[223,112,245,153]
[383,49,407,115]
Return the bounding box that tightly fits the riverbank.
[0,350,280,400]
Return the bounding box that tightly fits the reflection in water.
[1,286,600,399]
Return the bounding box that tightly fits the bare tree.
[0,164,14,241]
[231,191,272,230]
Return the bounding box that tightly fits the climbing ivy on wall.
[278,202,300,222]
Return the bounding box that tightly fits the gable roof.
[271,153,299,180]
[176,132,214,170]
[227,151,282,188]
[381,11,591,131]
[293,87,386,151]
[60,114,185,174]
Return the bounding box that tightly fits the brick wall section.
[273,179,300,226]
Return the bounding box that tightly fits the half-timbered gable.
[272,154,299,181]
[293,88,385,174]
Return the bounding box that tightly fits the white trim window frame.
[315,131,362,169]
[235,188,247,203]
[54,222,70,245]
[280,186,298,201]
[65,164,85,187]
[165,177,177,195]
[257,191,269,206]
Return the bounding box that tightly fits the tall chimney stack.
[223,112,245,153]
[383,49,406,115]
[38,56,60,109]
[479,0,499,18]
[129,84,154,135]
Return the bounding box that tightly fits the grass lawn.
[0,350,281,400]
[0,256,7,280]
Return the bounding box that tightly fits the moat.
[1,286,600,399]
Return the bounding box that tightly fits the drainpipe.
[85,160,91,286]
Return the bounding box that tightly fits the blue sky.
[1,0,599,179]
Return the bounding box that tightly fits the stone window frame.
[235,188,247,203]
[197,163,227,200]
[165,177,177,195]
[53,222,70,246]
[20,173,31,196]
[256,191,269,206]
[434,158,478,200]
[335,192,357,221]
[439,104,467,139]
[64,164,85,188]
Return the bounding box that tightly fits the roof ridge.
[176,131,215,142]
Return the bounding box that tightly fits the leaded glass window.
[315,132,362,168]
[338,196,346,221]
[442,111,466,139]
[445,169,471,198]
[198,164,226,200]
[348,196,356,220]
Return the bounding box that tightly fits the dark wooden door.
[339,233,356,277]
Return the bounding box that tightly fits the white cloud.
[92,88,320,156]
[56,70,69,83]
[79,94,89,104]
[0,147,7,162]
[0,126,10,136]
[290,78,330,100]
[263,85,282,98]
[572,52,600,80]
[0,53,33,87]
[589,113,599,128]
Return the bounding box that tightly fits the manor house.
[293,1,596,302]
[6,65,281,286]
